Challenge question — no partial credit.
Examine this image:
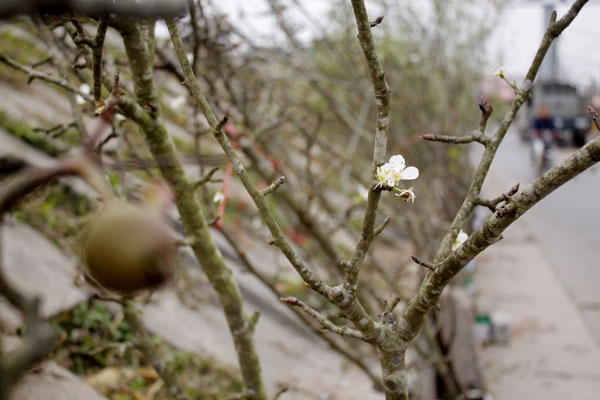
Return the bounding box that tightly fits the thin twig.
[33,122,77,138]
[420,132,488,145]
[373,216,391,237]
[384,295,402,314]
[260,176,286,197]
[370,16,384,28]
[97,131,118,150]
[0,52,92,102]
[31,15,90,139]
[280,297,368,341]
[192,166,222,188]
[411,256,436,272]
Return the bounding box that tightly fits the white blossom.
[213,190,225,204]
[76,83,91,105]
[376,154,419,188]
[376,163,396,188]
[452,230,469,251]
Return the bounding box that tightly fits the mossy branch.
[114,19,267,400]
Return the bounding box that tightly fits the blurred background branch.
[0,0,187,18]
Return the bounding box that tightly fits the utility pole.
[538,1,560,81]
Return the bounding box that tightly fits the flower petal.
[452,230,468,250]
[395,189,416,202]
[401,166,419,180]
[388,155,406,171]
[376,164,397,188]
[213,190,225,204]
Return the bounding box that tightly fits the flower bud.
[83,202,176,294]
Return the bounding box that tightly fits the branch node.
[495,204,517,219]
[473,196,496,212]
[475,182,520,212]
[216,115,229,131]
[382,311,397,329]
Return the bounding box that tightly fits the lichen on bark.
[113,18,267,400]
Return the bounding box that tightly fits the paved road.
[483,128,600,343]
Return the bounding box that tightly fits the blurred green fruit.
[84,202,176,294]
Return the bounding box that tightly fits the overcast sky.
[212,1,600,88]
[491,2,600,88]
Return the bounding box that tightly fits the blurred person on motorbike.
[530,104,558,174]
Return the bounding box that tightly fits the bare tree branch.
[401,95,600,343]
[280,297,368,341]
